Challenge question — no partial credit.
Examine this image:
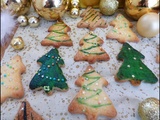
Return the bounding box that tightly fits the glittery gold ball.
[99,0,119,15]
[17,15,28,27]
[28,16,40,27]
[11,37,25,50]
[1,0,31,16]
[138,97,159,120]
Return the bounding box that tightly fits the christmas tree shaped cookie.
[74,32,110,64]
[77,7,108,31]
[68,66,117,120]
[1,55,26,104]
[106,14,139,43]
[41,21,73,48]
[29,48,68,95]
[115,43,158,86]
[15,100,43,120]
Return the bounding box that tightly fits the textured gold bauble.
[28,16,40,27]
[99,0,119,16]
[17,15,28,27]
[138,97,159,120]
[32,0,69,21]
[124,0,159,20]
[11,37,25,50]
[137,12,159,38]
[1,0,31,16]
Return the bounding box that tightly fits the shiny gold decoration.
[124,0,159,20]
[70,0,80,18]
[71,0,79,7]
[79,0,100,8]
[137,12,159,38]
[70,7,80,18]
[28,16,40,27]
[32,0,69,21]
[99,0,119,15]
[1,0,31,16]
[17,15,28,27]
[11,37,25,50]
[78,0,125,8]
[138,97,159,120]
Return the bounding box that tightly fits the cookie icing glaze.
[77,70,112,108]
[106,14,139,43]
[68,66,117,120]
[29,48,68,95]
[41,21,73,48]
[116,43,158,85]
[74,32,110,63]
[77,7,108,30]
[1,55,26,104]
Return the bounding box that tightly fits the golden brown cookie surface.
[14,100,43,120]
[74,32,110,64]
[106,14,139,43]
[68,66,117,120]
[77,7,108,31]
[1,55,26,104]
[41,21,73,48]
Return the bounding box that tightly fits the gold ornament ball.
[125,0,159,20]
[11,37,25,50]
[17,15,28,27]
[138,97,159,120]
[99,0,119,15]
[70,7,80,18]
[137,12,159,38]
[1,0,31,16]
[32,0,69,21]
[71,0,79,7]
[28,16,40,27]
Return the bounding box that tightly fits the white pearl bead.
[136,13,159,38]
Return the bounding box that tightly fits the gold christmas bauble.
[70,7,80,18]
[137,12,159,38]
[11,37,25,50]
[17,15,28,27]
[71,0,79,7]
[99,0,119,16]
[79,0,100,8]
[1,0,31,16]
[138,97,159,120]
[28,16,40,27]
[124,0,159,20]
[32,0,69,21]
